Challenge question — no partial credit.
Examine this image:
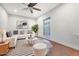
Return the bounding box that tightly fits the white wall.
[0,6,9,41]
[0,6,8,30]
[8,15,36,31]
[37,4,79,50]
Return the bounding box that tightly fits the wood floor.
[1,39,79,56]
[48,41,79,56]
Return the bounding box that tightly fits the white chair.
[8,35,17,48]
[25,34,34,45]
[5,31,17,48]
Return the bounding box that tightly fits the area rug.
[6,39,33,56]
[6,47,33,56]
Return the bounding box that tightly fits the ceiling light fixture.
[14,9,17,12]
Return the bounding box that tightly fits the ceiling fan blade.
[21,8,28,10]
[22,3,27,5]
[28,3,37,7]
[29,8,33,13]
[33,7,41,11]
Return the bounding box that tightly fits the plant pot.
[35,33,38,37]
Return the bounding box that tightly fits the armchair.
[6,31,17,48]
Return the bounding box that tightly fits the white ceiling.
[1,3,60,19]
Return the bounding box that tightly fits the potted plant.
[31,24,38,37]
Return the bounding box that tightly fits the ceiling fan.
[21,3,41,13]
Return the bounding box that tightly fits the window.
[43,17,51,39]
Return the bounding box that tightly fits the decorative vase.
[0,34,4,44]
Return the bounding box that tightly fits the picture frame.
[16,20,28,29]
